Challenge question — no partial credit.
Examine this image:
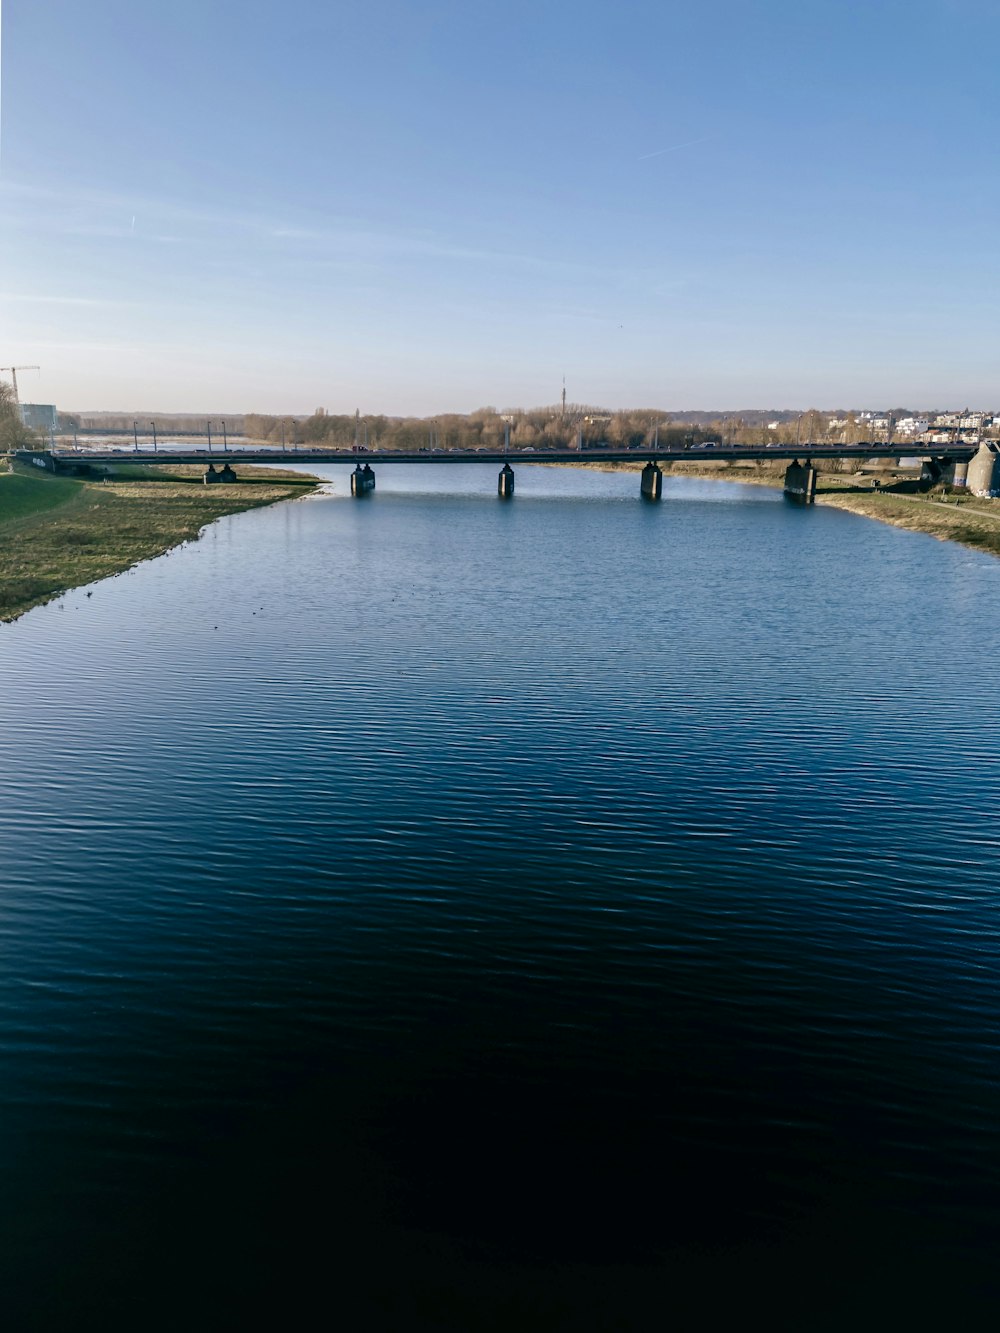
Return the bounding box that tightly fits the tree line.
[243,405,901,452]
[243,406,720,451]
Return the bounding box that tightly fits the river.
[2,465,999,1328]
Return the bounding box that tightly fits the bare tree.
[0,382,35,454]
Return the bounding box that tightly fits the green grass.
[0,471,82,524]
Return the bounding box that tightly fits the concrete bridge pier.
[784,459,817,504]
[640,462,663,501]
[920,457,954,490]
[351,462,376,497]
[498,462,515,499]
[952,459,969,489]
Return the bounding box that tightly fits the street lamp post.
[133,420,139,452]
[207,421,213,454]
[220,420,228,452]
[280,421,286,452]
[150,420,158,453]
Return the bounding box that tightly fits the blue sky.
[2,0,998,414]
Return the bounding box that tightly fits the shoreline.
[814,485,1000,556]
[0,461,321,623]
[6,456,1000,625]
[570,458,1000,557]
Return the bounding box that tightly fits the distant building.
[20,403,58,433]
[895,418,929,437]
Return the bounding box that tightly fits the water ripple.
[3,467,1000,1324]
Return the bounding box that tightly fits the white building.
[894,418,929,437]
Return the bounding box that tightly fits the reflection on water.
[2,467,999,1328]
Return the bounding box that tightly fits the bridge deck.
[42,444,977,467]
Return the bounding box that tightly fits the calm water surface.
[2,466,999,1328]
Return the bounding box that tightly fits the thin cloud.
[637,136,710,161]
[0,293,133,307]
[2,176,615,278]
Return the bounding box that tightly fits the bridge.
[18,441,979,503]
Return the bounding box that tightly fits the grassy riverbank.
[575,458,1000,557]
[814,481,1000,555]
[0,461,320,622]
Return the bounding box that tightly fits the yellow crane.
[0,365,40,406]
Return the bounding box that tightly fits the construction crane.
[0,365,40,405]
